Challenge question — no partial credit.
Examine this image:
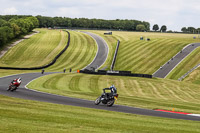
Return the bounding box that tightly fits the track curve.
[81,31,108,70]
[0,73,200,121]
[0,33,200,121]
[153,43,200,78]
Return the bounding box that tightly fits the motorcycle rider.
[11,77,22,84]
[8,77,22,91]
[103,85,117,99]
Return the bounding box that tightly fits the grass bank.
[167,47,200,80]
[0,29,67,68]
[0,29,97,74]
[46,31,97,72]
[27,73,200,114]
[87,31,200,74]
[0,95,200,133]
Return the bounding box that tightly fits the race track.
[0,32,200,121]
[0,73,200,121]
[153,43,200,78]
[81,31,108,70]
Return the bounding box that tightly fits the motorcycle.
[95,90,118,107]
[7,80,21,91]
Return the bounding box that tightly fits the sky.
[0,0,200,31]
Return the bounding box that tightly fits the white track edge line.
[187,114,200,117]
[80,31,109,70]
[152,43,197,77]
[164,45,197,78]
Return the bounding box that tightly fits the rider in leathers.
[103,85,117,99]
[11,77,21,84]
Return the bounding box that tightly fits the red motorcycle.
[7,78,21,91]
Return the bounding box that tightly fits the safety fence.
[178,63,200,81]
[80,69,152,78]
[110,40,120,71]
[0,30,70,70]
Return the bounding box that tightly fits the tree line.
[36,15,150,31]
[0,15,39,48]
[181,27,200,34]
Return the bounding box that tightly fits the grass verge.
[0,95,200,133]
[27,73,200,114]
[166,47,200,80]
[86,31,200,74]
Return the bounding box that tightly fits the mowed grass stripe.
[0,29,66,67]
[118,40,163,72]
[87,31,200,74]
[131,80,145,96]
[1,95,200,133]
[116,39,178,73]
[47,31,78,70]
[28,73,200,113]
[137,41,179,73]
[161,84,184,101]
[47,31,97,71]
[69,75,83,92]
[116,39,164,69]
[116,40,148,62]
[167,47,200,80]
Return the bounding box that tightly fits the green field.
[166,47,200,80]
[0,29,67,68]
[46,31,97,72]
[0,29,97,72]
[1,29,200,132]
[0,95,200,133]
[88,31,200,74]
[27,73,200,114]
[183,64,200,84]
[168,45,200,82]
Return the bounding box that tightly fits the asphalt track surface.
[153,43,200,78]
[81,31,108,70]
[0,33,200,121]
[0,73,200,121]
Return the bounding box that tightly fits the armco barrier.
[0,30,70,70]
[80,69,152,78]
[110,40,120,71]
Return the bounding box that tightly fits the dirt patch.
[0,31,39,59]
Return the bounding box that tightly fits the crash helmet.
[110,85,113,88]
[17,77,22,82]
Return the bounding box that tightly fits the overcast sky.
[0,0,200,31]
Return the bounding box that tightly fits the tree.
[0,19,6,27]
[136,24,146,31]
[160,25,167,32]
[196,28,200,34]
[153,24,159,31]
[181,27,187,33]
[11,23,21,37]
[143,21,150,31]
[187,27,196,33]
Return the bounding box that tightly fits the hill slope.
[28,73,200,114]
[88,31,200,74]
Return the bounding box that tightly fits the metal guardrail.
[110,40,120,71]
[178,63,200,81]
